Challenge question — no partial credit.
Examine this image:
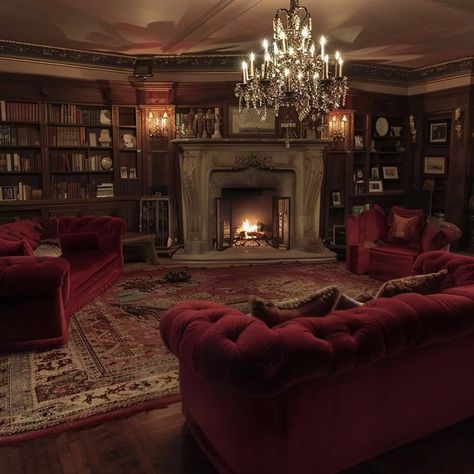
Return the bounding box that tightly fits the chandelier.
[234,0,348,122]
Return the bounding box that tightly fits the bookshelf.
[0,100,142,229]
[0,100,43,201]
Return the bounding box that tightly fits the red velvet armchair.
[346,205,461,280]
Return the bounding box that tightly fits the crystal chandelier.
[234,0,348,122]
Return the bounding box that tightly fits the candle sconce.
[327,112,348,141]
[148,110,169,139]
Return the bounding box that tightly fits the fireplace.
[173,138,333,261]
[216,188,290,250]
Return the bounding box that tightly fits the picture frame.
[228,106,276,137]
[429,122,448,144]
[120,166,128,179]
[331,190,343,207]
[368,180,383,193]
[1,185,16,200]
[382,166,398,179]
[424,156,446,175]
[332,225,346,246]
[370,167,380,179]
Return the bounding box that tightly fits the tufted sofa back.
[161,251,474,396]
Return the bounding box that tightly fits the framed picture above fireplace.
[228,106,276,137]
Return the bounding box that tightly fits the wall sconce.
[328,113,348,141]
[148,110,169,139]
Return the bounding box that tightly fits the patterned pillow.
[249,286,341,327]
[376,269,448,298]
[34,217,62,257]
[387,212,423,243]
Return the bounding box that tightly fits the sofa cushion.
[249,286,340,327]
[376,269,448,298]
[65,250,117,294]
[0,220,41,249]
[387,212,423,244]
[60,232,100,253]
[0,239,34,256]
[371,243,420,258]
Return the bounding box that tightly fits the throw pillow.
[249,286,340,328]
[0,238,34,256]
[332,292,364,310]
[386,206,423,244]
[376,269,448,298]
[33,244,63,257]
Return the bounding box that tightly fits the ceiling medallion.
[234,0,348,122]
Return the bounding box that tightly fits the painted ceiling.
[0,0,473,67]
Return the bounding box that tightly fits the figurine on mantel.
[205,109,215,138]
[193,108,206,138]
[212,108,222,139]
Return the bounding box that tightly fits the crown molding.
[0,40,472,86]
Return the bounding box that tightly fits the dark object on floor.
[161,270,192,283]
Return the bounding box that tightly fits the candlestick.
[242,61,248,84]
[249,52,255,77]
[320,36,326,60]
[324,54,329,79]
[310,44,315,57]
[263,39,269,56]
[284,68,291,91]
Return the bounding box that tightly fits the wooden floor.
[1,403,473,474]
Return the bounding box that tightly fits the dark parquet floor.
[0,403,473,474]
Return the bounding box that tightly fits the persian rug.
[0,261,379,444]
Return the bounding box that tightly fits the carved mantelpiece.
[173,138,331,256]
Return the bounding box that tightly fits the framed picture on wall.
[228,106,276,136]
[382,166,398,179]
[424,156,446,175]
[331,190,343,207]
[429,122,448,144]
[368,180,383,192]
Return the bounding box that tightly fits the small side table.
[123,233,159,265]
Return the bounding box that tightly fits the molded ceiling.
[0,0,472,67]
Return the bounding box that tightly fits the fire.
[241,218,258,235]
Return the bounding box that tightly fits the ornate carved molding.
[233,153,277,170]
[0,40,472,84]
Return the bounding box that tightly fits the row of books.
[0,183,42,201]
[51,180,114,200]
[48,104,112,126]
[0,152,40,172]
[50,153,112,172]
[48,126,87,147]
[0,101,40,122]
[0,125,41,146]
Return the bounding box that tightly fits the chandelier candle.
[234,0,348,121]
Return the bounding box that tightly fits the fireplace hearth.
[173,138,335,262]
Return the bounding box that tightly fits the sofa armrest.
[0,256,70,301]
[59,217,126,253]
[421,221,461,252]
[413,251,474,288]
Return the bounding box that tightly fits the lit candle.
[280,31,287,53]
[309,18,312,32]
[338,58,343,77]
[263,39,269,56]
[310,43,315,57]
[249,52,255,77]
[301,27,308,51]
[320,36,326,60]
[324,54,329,79]
[242,61,248,84]
[335,51,341,76]
[284,67,291,91]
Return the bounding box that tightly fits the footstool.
[123,233,159,265]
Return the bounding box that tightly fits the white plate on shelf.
[375,117,389,136]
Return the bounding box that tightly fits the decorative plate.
[101,157,113,170]
[375,117,389,136]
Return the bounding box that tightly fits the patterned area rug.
[0,261,379,444]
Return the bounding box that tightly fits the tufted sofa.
[161,251,474,474]
[0,216,126,352]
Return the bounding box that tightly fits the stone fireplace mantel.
[173,138,332,259]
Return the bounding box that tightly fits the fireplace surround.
[173,138,334,261]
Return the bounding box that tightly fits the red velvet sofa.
[161,251,474,474]
[0,216,126,352]
[346,205,460,280]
